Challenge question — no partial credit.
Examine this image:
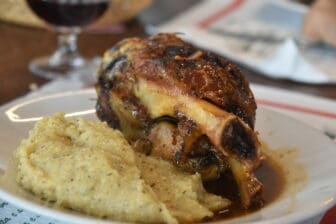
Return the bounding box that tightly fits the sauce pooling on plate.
[205,156,285,220]
[204,143,306,221]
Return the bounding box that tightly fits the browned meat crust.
[95,33,262,208]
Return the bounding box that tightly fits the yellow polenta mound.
[136,154,230,223]
[13,113,229,223]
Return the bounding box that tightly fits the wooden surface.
[0,20,145,105]
[0,19,335,105]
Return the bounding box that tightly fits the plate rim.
[0,89,336,224]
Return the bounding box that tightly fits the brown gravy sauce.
[204,142,307,222]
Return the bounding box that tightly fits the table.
[0,20,145,105]
[0,20,335,106]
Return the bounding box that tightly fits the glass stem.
[49,33,85,67]
[59,33,77,54]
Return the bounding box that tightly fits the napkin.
[256,38,329,83]
[156,0,336,84]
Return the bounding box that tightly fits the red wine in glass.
[26,0,111,79]
[26,0,109,27]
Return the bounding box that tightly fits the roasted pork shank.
[95,33,262,208]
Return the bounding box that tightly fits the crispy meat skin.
[95,33,262,208]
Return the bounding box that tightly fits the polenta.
[13,113,229,223]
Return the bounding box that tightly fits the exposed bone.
[133,78,261,207]
[95,34,263,208]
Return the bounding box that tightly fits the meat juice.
[204,158,285,220]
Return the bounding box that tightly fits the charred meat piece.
[95,33,262,208]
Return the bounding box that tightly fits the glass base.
[29,56,86,80]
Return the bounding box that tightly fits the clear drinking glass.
[26,0,110,79]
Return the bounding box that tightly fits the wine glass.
[26,0,111,79]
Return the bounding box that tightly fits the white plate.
[0,89,335,224]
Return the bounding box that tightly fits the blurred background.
[0,1,335,223]
[1,0,335,105]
